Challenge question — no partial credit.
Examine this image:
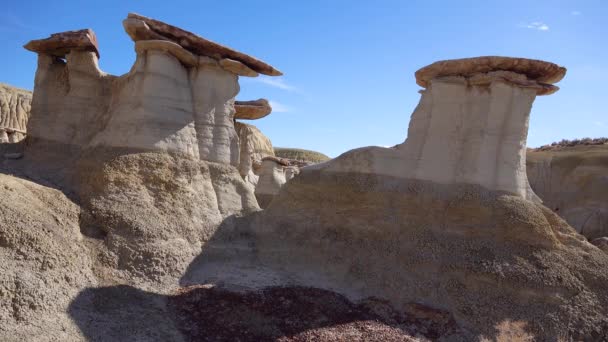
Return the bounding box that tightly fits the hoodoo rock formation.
[2,14,607,339]
[313,57,565,200]
[1,13,280,340]
[25,15,280,166]
[200,57,608,340]
[0,83,31,143]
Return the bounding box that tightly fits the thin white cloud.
[524,22,550,31]
[571,11,582,16]
[269,100,292,113]
[0,12,39,32]
[594,121,605,127]
[253,76,297,91]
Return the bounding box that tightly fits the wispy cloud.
[594,121,605,127]
[251,76,297,92]
[269,100,292,113]
[0,12,39,32]
[522,21,550,31]
[571,11,582,16]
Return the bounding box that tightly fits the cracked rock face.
[527,144,608,239]
[0,83,31,143]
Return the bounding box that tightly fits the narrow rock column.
[191,57,240,166]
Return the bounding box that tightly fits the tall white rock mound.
[316,56,565,200]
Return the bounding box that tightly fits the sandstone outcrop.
[313,56,563,200]
[527,144,608,239]
[0,83,31,143]
[194,57,608,340]
[2,13,280,340]
[25,13,281,168]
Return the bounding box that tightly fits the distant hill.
[533,137,607,151]
[273,147,330,164]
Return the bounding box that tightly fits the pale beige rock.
[235,122,274,181]
[527,145,608,239]
[26,21,263,166]
[255,157,288,208]
[135,40,198,67]
[0,129,8,143]
[219,58,259,77]
[0,174,96,341]
[311,57,566,200]
[0,83,32,141]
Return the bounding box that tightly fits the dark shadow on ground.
[68,284,460,341]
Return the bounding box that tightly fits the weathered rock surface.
[189,56,608,340]
[229,173,608,340]
[23,29,100,59]
[0,83,31,143]
[592,237,608,253]
[0,174,96,341]
[415,56,566,90]
[124,13,282,76]
[527,144,608,239]
[76,150,258,290]
[234,99,272,120]
[1,13,273,340]
[255,157,289,208]
[235,121,274,182]
[25,14,281,167]
[315,57,563,200]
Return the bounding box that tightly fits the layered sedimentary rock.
[527,144,608,239]
[1,13,279,340]
[315,57,564,200]
[25,14,281,168]
[0,83,31,143]
[123,13,282,76]
[193,57,608,340]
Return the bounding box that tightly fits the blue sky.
[1,1,606,157]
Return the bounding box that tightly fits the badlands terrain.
[1,13,608,342]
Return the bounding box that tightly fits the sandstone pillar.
[399,57,565,198]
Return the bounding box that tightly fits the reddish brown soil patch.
[169,285,462,341]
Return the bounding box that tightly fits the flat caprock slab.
[235,99,272,120]
[124,13,282,76]
[24,29,100,59]
[415,56,566,89]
